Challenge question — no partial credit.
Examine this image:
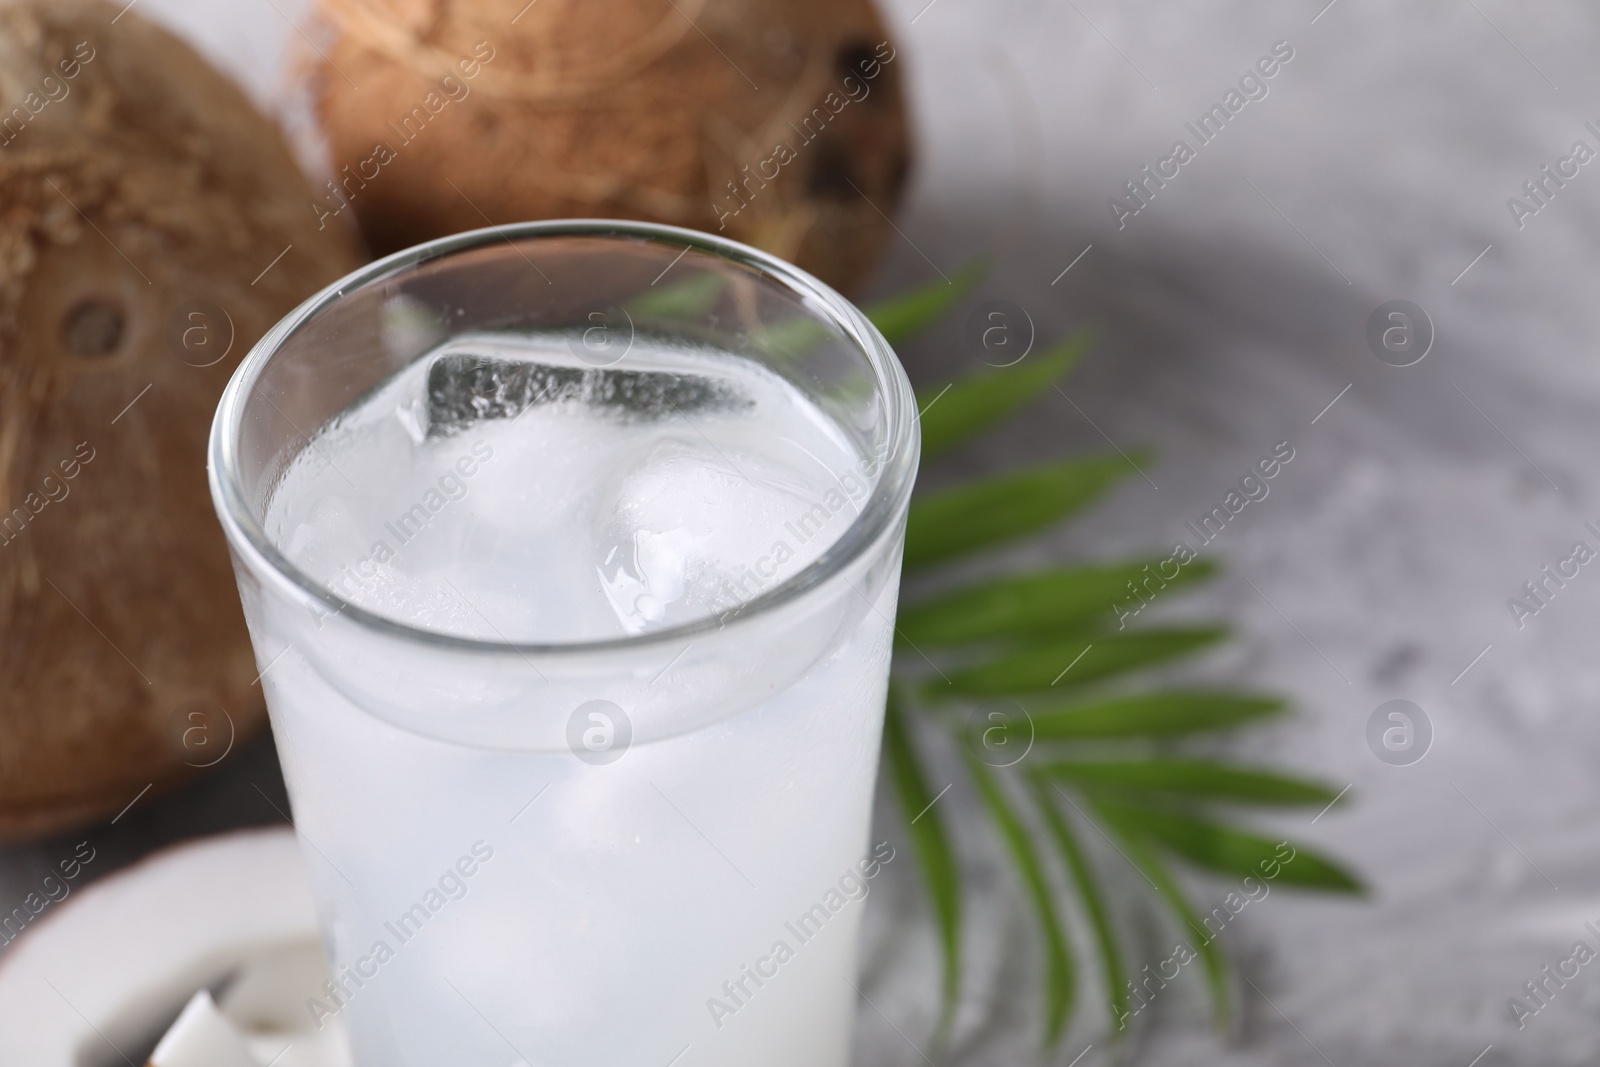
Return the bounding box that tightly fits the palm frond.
[897,559,1218,646]
[1030,777,1129,1035]
[936,627,1229,696]
[964,751,1076,1044]
[1094,806,1232,1027]
[1093,800,1363,893]
[882,688,963,1033]
[866,261,987,346]
[624,273,726,320]
[882,277,1359,1049]
[917,331,1093,460]
[905,454,1146,569]
[1041,759,1341,806]
[1026,690,1288,739]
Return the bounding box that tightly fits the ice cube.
[425,352,750,437]
[598,527,711,632]
[594,437,836,634]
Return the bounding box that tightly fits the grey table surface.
[6,1,1600,1064]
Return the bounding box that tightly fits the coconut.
[0,0,363,840]
[0,828,348,1066]
[309,0,912,293]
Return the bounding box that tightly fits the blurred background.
[4,1,1599,1064]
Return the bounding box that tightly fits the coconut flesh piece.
[150,975,352,1067]
[148,992,260,1067]
[0,828,351,1067]
[148,947,353,1067]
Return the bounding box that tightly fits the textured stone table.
[5,2,1598,1065]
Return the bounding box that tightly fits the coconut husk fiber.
[0,0,362,840]
[311,0,912,294]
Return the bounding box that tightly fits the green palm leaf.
[1092,805,1232,1027]
[866,261,986,345]
[625,272,726,320]
[918,331,1093,460]
[1030,778,1129,1034]
[905,453,1146,569]
[898,559,1217,646]
[883,689,962,1031]
[1041,760,1340,806]
[1094,800,1363,893]
[938,627,1228,696]
[964,752,1076,1044]
[754,261,986,364]
[1026,690,1288,739]
[873,276,1359,1049]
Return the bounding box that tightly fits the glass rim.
[208,219,920,658]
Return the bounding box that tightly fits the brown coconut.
[0,0,363,840]
[310,0,912,294]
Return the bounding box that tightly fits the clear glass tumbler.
[207,221,919,1066]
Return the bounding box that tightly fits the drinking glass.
[207,221,919,1066]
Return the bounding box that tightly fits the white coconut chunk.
[147,990,258,1067]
